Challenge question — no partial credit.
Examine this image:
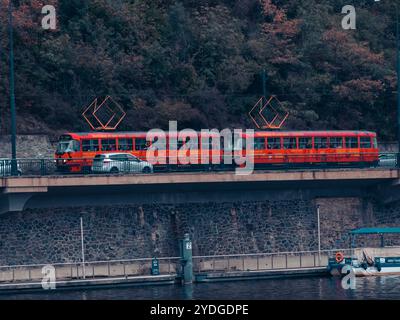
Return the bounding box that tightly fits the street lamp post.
[8,0,17,175]
[80,216,86,279]
[317,205,321,264]
[396,4,400,166]
[261,69,267,106]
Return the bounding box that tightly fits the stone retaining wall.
[0,197,399,265]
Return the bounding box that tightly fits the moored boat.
[327,228,400,277]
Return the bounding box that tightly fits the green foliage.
[0,0,397,140]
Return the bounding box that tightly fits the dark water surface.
[0,276,399,300]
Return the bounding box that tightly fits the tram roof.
[65,130,376,137]
[350,228,400,235]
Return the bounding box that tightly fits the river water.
[0,275,399,300]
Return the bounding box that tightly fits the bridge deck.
[1,168,398,193]
[0,168,398,214]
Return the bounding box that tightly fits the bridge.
[0,168,399,214]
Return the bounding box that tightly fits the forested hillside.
[0,0,398,140]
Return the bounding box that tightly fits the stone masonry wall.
[0,135,55,159]
[1,197,400,265]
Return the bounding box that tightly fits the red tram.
[55,130,379,173]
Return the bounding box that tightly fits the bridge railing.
[0,256,181,284]
[0,151,393,177]
[192,248,355,273]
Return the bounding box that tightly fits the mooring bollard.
[180,233,193,284]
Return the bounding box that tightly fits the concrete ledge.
[0,274,177,293]
[195,267,328,282]
[3,187,48,194]
[1,168,398,190]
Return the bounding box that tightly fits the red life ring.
[335,252,344,263]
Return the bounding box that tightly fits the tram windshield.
[56,140,80,154]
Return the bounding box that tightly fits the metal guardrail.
[0,152,394,177]
[192,248,355,273]
[0,257,181,283]
[0,248,377,283]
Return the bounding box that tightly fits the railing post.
[213,257,215,272]
[257,255,259,271]
[285,254,288,269]
[227,256,230,271]
[314,253,316,267]
[242,256,245,271]
[300,254,302,268]
[40,159,46,176]
[271,255,274,269]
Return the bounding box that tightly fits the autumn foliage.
[0,0,397,140]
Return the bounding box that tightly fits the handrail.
[0,256,181,269]
[192,248,355,260]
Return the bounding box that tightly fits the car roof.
[100,153,136,157]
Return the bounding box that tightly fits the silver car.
[0,159,22,176]
[91,153,153,174]
[378,153,397,167]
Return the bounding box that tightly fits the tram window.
[177,141,185,149]
[135,138,149,151]
[82,139,99,152]
[314,137,328,149]
[177,137,191,149]
[199,137,211,151]
[345,137,358,148]
[118,138,133,151]
[330,137,343,149]
[283,138,297,149]
[254,138,265,150]
[151,137,166,150]
[101,139,117,151]
[72,140,80,152]
[232,133,243,151]
[360,137,372,149]
[267,138,281,149]
[242,138,246,150]
[206,137,221,150]
[299,137,312,149]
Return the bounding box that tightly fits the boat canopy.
[350,228,400,235]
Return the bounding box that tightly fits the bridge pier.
[0,193,33,214]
